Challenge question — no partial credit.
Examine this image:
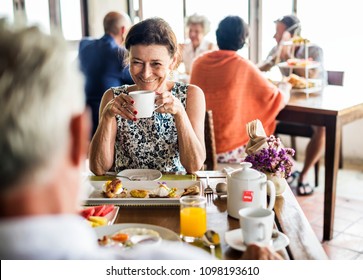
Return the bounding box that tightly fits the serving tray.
[82,180,201,206]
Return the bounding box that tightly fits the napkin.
[245,119,268,155]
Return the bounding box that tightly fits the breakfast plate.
[117,169,162,181]
[83,180,202,206]
[225,229,289,251]
[95,223,181,243]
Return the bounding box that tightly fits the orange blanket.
[190,50,285,154]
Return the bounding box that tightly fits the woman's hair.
[216,16,249,51]
[186,13,211,35]
[125,17,181,68]
[0,20,85,190]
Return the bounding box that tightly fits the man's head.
[274,15,301,44]
[103,11,132,46]
[0,20,90,216]
[216,16,249,51]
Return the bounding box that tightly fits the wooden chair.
[275,70,344,186]
[204,110,218,170]
[327,70,345,86]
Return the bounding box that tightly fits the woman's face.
[129,44,176,91]
[188,23,204,49]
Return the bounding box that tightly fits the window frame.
[6,0,298,63]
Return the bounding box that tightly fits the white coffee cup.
[128,90,156,118]
[238,207,274,245]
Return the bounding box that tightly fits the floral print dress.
[112,82,187,173]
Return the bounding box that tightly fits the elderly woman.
[181,13,216,75]
[89,17,206,175]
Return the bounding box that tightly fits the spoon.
[115,175,133,180]
[116,175,148,181]
[202,230,220,257]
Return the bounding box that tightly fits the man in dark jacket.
[79,11,133,137]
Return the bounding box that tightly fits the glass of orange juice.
[180,195,207,242]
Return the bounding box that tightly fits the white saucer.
[117,169,162,181]
[225,229,289,251]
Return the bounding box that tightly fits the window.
[185,0,249,57]
[60,0,82,40]
[135,0,249,57]
[2,0,83,41]
[261,0,293,61]
[140,0,184,43]
[297,0,357,85]
[24,0,50,33]
[0,0,14,23]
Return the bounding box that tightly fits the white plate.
[117,169,162,181]
[95,223,181,243]
[225,229,289,252]
[83,180,201,206]
[277,61,320,69]
[194,170,227,178]
[291,86,323,94]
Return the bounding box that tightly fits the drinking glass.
[180,195,207,242]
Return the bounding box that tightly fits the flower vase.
[265,173,288,196]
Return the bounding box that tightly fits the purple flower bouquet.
[244,135,295,179]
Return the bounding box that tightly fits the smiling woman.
[89,17,206,175]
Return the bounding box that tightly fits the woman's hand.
[155,90,183,115]
[102,93,138,121]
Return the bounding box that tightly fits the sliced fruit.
[88,216,108,226]
[100,204,115,216]
[80,207,95,219]
[93,205,106,216]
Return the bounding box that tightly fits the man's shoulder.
[79,35,123,52]
[79,37,96,50]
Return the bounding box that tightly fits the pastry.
[292,36,310,44]
[103,179,127,198]
[286,58,313,67]
[130,189,148,198]
[149,183,177,198]
[287,74,314,89]
[181,185,200,196]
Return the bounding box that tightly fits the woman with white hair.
[181,13,216,75]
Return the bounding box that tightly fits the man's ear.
[120,26,126,35]
[120,26,127,43]
[69,109,91,166]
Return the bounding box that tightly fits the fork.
[204,175,214,203]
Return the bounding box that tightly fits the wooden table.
[277,85,363,240]
[113,178,327,260]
